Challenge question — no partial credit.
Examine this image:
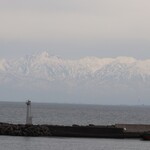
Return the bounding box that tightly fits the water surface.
[0,102,150,150]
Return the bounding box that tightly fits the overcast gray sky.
[0,0,150,59]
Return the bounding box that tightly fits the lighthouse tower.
[26,100,32,125]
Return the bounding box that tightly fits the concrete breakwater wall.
[116,124,150,133]
[0,122,149,138]
[0,122,124,137]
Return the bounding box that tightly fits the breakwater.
[0,122,149,138]
[0,123,51,136]
[0,122,123,137]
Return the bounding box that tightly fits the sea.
[0,102,150,150]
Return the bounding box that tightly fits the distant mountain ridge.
[0,51,150,81]
[0,51,150,104]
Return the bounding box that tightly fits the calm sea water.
[0,102,150,150]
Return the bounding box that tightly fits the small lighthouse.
[26,100,32,125]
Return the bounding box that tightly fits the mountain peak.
[115,56,136,64]
[38,51,49,58]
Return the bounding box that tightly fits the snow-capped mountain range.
[0,51,150,82]
[0,51,150,104]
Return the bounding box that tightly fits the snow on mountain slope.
[0,59,9,71]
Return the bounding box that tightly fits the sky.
[0,0,150,59]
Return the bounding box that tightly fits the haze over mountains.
[0,51,150,105]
